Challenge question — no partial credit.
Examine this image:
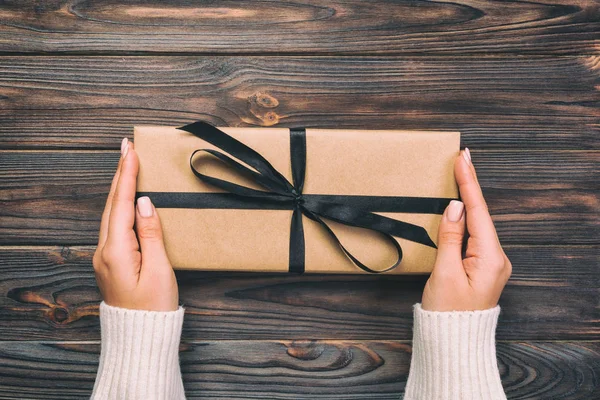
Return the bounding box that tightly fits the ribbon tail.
[304,199,437,249]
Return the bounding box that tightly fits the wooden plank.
[0,1,598,55]
[0,340,597,399]
[0,56,599,150]
[0,246,597,342]
[1,150,597,245]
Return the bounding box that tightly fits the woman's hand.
[93,138,179,311]
[422,148,512,311]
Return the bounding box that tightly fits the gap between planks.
[2,52,599,58]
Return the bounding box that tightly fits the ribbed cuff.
[91,301,186,400]
[404,303,506,400]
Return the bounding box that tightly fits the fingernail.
[137,196,153,218]
[463,147,471,164]
[121,138,129,159]
[446,200,464,222]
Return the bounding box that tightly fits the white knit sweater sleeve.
[91,301,186,400]
[90,301,504,399]
[404,303,506,400]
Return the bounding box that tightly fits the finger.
[134,196,171,272]
[455,149,498,243]
[98,138,128,248]
[433,200,467,274]
[106,140,139,244]
[464,147,481,185]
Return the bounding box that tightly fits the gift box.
[134,121,459,274]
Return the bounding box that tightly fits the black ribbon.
[136,121,455,274]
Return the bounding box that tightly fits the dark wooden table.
[0,1,598,399]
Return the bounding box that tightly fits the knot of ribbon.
[161,121,450,274]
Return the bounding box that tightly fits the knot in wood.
[53,307,69,323]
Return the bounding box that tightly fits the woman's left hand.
[93,138,179,311]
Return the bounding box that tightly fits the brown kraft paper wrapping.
[134,125,460,274]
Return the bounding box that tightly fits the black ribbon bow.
[137,121,454,273]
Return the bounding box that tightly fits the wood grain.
[0,340,597,399]
[1,0,597,397]
[0,56,599,150]
[0,1,598,55]
[1,150,597,245]
[0,246,597,342]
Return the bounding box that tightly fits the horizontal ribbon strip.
[135,120,455,274]
[135,192,452,214]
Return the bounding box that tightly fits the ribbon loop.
[175,121,446,274]
[190,148,291,199]
[183,121,294,193]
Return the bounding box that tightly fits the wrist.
[103,298,180,312]
[404,303,506,400]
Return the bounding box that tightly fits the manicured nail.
[446,200,464,222]
[463,147,471,164]
[121,139,130,159]
[137,196,153,218]
[121,138,128,156]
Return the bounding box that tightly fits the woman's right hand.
[422,148,512,311]
[92,138,179,312]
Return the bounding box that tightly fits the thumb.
[434,200,466,269]
[135,196,170,266]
